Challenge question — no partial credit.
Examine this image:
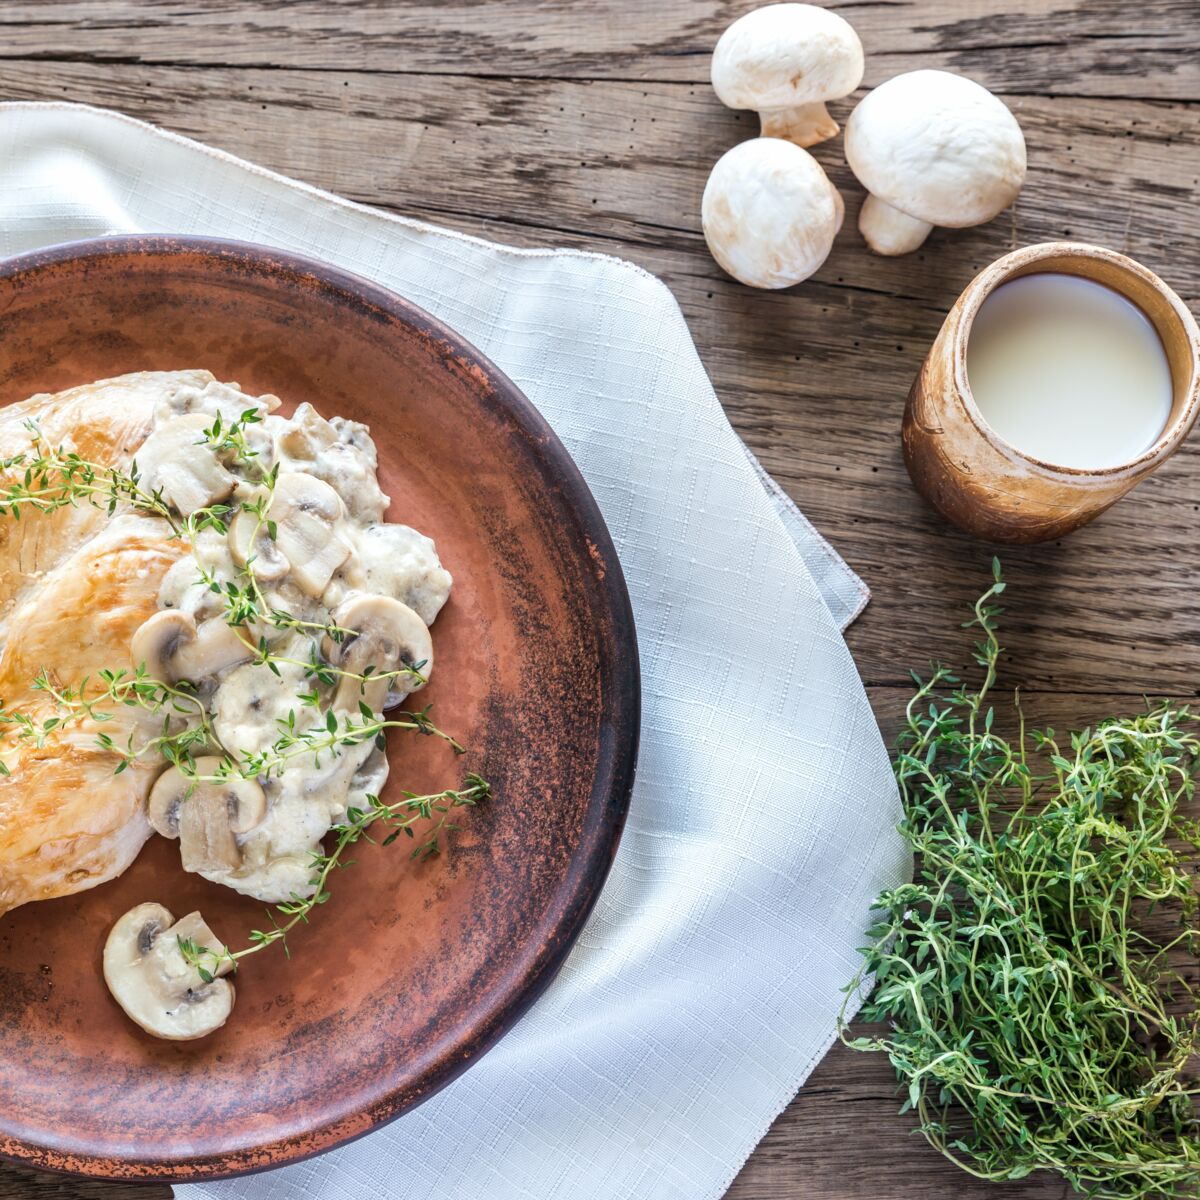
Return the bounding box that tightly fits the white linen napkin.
[0,102,909,1200]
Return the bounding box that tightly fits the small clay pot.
[903,241,1200,543]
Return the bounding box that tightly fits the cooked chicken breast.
[0,373,194,916]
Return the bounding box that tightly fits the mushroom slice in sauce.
[228,505,289,581]
[324,594,433,712]
[103,902,234,1041]
[147,758,267,874]
[133,412,237,515]
[130,610,254,684]
[269,472,352,597]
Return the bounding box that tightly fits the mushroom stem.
[758,101,839,148]
[858,194,935,256]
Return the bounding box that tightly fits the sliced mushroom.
[276,402,336,462]
[177,772,263,872]
[323,594,433,712]
[103,902,235,1041]
[176,618,255,682]
[130,610,194,680]
[157,556,205,615]
[228,506,289,581]
[269,472,351,597]
[129,610,254,684]
[147,758,268,866]
[212,656,309,757]
[133,412,237,515]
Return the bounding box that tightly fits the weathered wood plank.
[0,0,1196,99]
[0,1162,164,1200]
[8,60,1198,294]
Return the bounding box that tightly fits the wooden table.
[2,2,1197,1197]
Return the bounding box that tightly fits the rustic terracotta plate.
[0,236,638,1180]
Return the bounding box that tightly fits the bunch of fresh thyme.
[0,411,487,974]
[843,561,1200,1200]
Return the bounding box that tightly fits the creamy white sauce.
[139,374,451,902]
[967,274,1174,470]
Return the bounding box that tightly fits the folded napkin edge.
[707,986,872,1200]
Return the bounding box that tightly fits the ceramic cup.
[902,241,1200,543]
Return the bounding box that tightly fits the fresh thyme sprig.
[0,420,180,533]
[179,773,490,981]
[239,702,464,778]
[0,666,217,777]
[842,561,1200,1200]
[201,408,267,470]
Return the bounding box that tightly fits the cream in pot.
[966,273,1173,471]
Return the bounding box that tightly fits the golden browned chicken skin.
[0,373,190,916]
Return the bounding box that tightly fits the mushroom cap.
[103,902,235,1041]
[844,70,1026,229]
[701,138,843,289]
[325,593,433,709]
[711,3,863,112]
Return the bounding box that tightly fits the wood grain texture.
[1,0,1198,98]
[1,0,1197,1196]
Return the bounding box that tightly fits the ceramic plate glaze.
[0,237,639,1180]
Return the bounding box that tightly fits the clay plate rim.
[0,235,640,1181]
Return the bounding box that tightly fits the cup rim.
[952,240,1200,479]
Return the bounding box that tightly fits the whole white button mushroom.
[711,3,864,148]
[702,137,843,289]
[844,69,1026,256]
